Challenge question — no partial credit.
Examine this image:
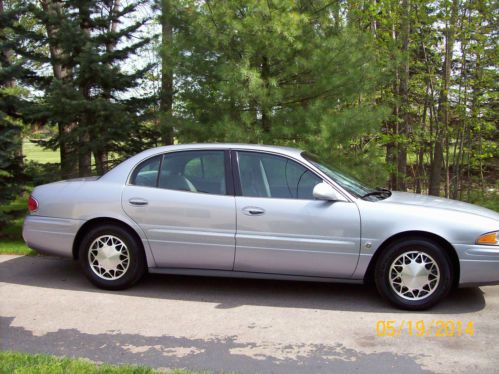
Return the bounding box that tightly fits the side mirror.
[313,182,345,201]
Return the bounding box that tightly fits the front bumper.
[23,215,83,258]
[455,244,499,287]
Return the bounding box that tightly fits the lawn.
[0,352,211,374]
[23,140,60,164]
[22,139,118,168]
[0,240,34,255]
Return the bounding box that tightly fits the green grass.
[0,351,211,373]
[0,241,35,255]
[23,140,60,164]
[22,139,116,168]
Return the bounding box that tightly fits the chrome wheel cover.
[389,251,440,301]
[88,235,130,280]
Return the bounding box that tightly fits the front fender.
[352,200,499,280]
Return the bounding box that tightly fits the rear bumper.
[454,244,499,287]
[23,215,82,258]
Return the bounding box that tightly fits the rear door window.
[158,151,227,195]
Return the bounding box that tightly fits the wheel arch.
[364,230,460,288]
[72,217,150,264]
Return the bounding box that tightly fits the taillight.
[28,195,38,213]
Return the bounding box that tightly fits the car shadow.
[0,255,486,314]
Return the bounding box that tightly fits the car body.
[23,144,499,309]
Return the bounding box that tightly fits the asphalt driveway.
[1,254,498,373]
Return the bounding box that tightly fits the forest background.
[1,0,497,241]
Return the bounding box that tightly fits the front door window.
[236,151,322,199]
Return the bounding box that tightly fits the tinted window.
[158,151,226,195]
[130,155,161,187]
[237,151,321,199]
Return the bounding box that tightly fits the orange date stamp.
[376,320,474,337]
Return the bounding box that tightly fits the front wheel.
[79,224,146,290]
[374,238,453,310]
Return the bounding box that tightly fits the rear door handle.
[128,198,148,206]
[242,206,265,216]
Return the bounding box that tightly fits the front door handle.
[242,206,265,216]
[128,198,148,206]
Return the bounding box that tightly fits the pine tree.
[19,0,156,177]
[0,0,27,228]
[168,0,388,181]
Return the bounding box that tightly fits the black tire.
[79,224,146,290]
[374,238,453,310]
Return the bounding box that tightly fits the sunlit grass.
[23,140,60,164]
[0,351,214,374]
[0,240,35,255]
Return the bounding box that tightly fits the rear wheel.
[79,224,146,290]
[374,238,453,310]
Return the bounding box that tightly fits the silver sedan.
[23,144,499,310]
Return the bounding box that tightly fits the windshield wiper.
[361,187,392,199]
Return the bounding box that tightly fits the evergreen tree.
[168,0,389,181]
[19,0,155,177]
[0,0,27,228]
[3,0,496,209]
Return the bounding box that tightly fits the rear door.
[233,151,361,278]
[122,149,236,270]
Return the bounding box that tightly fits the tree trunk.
[93,0,120,175]
[397,0,410,191]
[94,150,108,176]
[387,15,399,190]
[386,113,398,190]
[261,55,271,135]
[416,85,430,194]
[40,0,78,178]
[471,54,484,192]
[429,0,459,196]
[77,1,91,176]
[77,132,91,177]
[370,0,378,37]
[159,0,174,145]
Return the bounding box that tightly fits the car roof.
[140,143,303,158]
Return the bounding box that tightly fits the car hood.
[379,191,499,220]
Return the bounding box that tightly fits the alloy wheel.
[88,235,130,280]
[388,251,440,301]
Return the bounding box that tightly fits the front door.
[233,151,361,278]
[122,150,236,270]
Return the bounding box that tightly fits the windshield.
[301,152,375,198]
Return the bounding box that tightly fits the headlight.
[476,231,499,245]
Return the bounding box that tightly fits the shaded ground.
[1,255,498,373]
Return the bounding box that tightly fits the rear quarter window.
[130,155,161,187]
